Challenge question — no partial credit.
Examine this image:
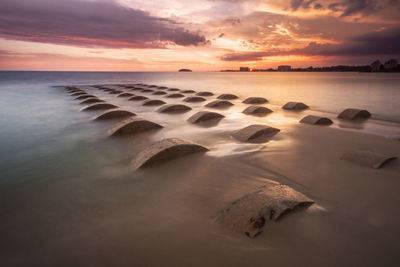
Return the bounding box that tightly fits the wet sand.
[1,83,400,266]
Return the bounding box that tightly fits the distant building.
[239,67,250,72]
[370,60,382,72]
[384,59,398,70]
[277,65,291,71]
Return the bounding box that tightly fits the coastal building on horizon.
[277,65,291,71]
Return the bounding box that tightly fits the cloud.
[219,27,400,61]
[0,0,207,49]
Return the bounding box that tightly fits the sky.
[0,0,399,71]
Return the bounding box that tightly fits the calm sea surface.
[0,71,399,266]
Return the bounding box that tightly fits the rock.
[282,102,309,111]
[82,103,117,111]
[118,92,135,97]
[181,89,196,94]
[217,94,238,100]
[187,111,225,124]
[232,124,280,143]
[129,96,148,101]
[80,98,105,104]
[71,92,87,96]
[158,104,192,114]
[243,97,268,104]
[196,91,214,96]
[158,86,168,89]
[152,91,167,95]
[205,100,234,109]
[141,89,154,93]
[148,85,158,88]
[300,115,333,125]
[183,96,206,103]
[131,138,208,170]
[130,88,144,91]
[242,106,272,116]
[167,88,180,92]
[111,90,124,94]
[142,99,166,106]
[337,108,371,120]
[108,117,163,137]
[165,93,185,98]
[94,109,135,120]
[342,150,397,169]
[74,94,95,100]
[215,184,314,238]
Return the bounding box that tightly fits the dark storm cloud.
[0,0,207,48]
[220,27,400,61]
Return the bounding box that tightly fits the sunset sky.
[0,0,399,71]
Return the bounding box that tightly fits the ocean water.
[0,71,399,267]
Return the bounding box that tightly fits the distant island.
[179,69,192,72]
[221,59,400,73]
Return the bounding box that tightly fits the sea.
[0,71,399,266]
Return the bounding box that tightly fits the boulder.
[342,150,397,169]
[80,98,105,104]
[183,96,206,103]
[157,104,192,114]
[337,108,371,120]
[215,184,314,238]
[181,89,196,94]
[217,94,238,100]
[94,109,136,120]
[188,111,225,124]
[165,93,185,98]
[131,138,209,170]
[74,94,95,100]
[300,115,333,125]
[205,100,234,108]
[152,91,167,95]
[82,103,117,111]
[118,92,135,97]
[129,96,148,101]
[282,102,309,111]
[108,117,163,137]
[109,90,123,94]
[167,88,180,92]
[232,124,280,143]
[243,97,268,104]
[71,92,87,96]
[143,99,166,106]
[130,88,144,91]
[148,85,158,88]
[141,89,154,93]
[158,86,168,89]
[242,106,272,116]
[196,91,214,96]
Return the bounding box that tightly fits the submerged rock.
[141,89,154,93]
[188,111,225,124]
[217,94,238,100]
[109,90,123,94]
[216,184,314,238]
[167,88,180,92]
[158,86,168,89]
[108,117,163,137]
[183,96,206,103]
[74,94,95,100]
[165,93,185,98]
[80,98,105,104]
[181,89,196,94]
[205,100,234,109]
[300,115,333,125]
[152,91,167,95]
[94,109,136,120]
[337,108,371,120]
[71,92,87,96]
[242,106,272,116]
[143,99,166,106]
[157,104,192,113]
[82,103,117,111]
[196,91,214,96]
[232,124,280,143]
[131,138,209,170]
[342,150,397,169]
[282,102,309,111]
[129,96,148,101]
[243,97,268,104]
[118,92,135,97]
